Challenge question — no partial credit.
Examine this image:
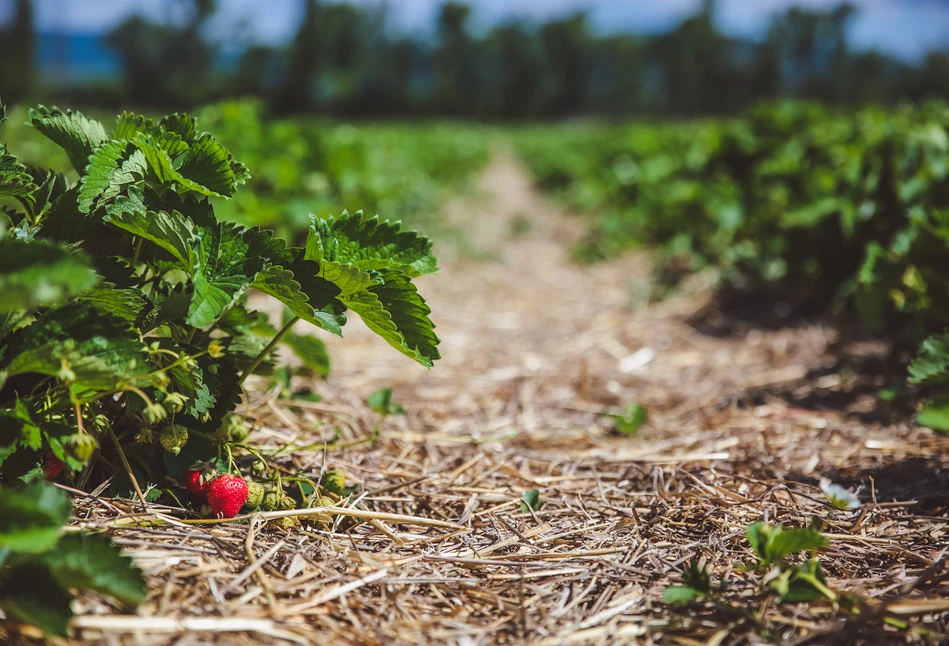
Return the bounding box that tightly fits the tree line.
[3,0,949,117]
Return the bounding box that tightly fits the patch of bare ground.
[22,152,949,645]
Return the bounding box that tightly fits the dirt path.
[323,150,652,438]
[73,153,949,645]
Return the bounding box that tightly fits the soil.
[28,152,949,645]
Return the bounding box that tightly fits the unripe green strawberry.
[308,498,334,528]
[279,494,296,511]
[206,474,249,519]
[245,482,265,509]
[271,515,300,531]
[320,469,347,496]
[67,434,98,462]
[262,489,281,511]
[158,425,189,455]
[227,422,249,442]
[152,371,170,389]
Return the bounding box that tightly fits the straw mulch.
[14,154,949,645]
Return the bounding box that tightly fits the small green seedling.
[745,522,834,602]
[663,557,716,604]
[664,522,835,608]
[520,489,544,512]
[368,387,405,416]
[611,403,648,436]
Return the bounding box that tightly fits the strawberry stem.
[238,316,299,386]
[106,425,149,511]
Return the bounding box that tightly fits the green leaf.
[300,215,439,363]
[0,563,74,637]
[27,105,108,173]
[746,522,770,563]
[158,113,197,144]
[167,362,215,418]
[20,169,71,219]
[6,398,41,450]
[342,270,440,367]
[520,489,544,512]
[42,532,146,606]
[103,195,196,269]
[781,559,832,603]
[909,333,949,384]
[662,586,705,604]
[129,134,208,197]
[916,397,949,432]
[367,387,404,415]
[318,260,376,297]
[0,482,72,553]
[0,146,38,198]
[113,112,189,157]
[306,211,438,277]
[176,133,246,198]
[0,410,22,466]
[2,301,150,391]
[611,403,648,436]
[185,224,267,327]
[765,526,828,562]
[113,112,158,140]
[131,133,243,199]
[251,263,344,336]
[282,332,331,378]
[78,286,148,323]
[78,139,147,214]
[682,558,713,593]
[0,239,99,313]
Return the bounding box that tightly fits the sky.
[4,0,949,61]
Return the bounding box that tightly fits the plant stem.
[74,402,86,435]
[799,572,837,602]
[238,316,299,386]
[131,237,144,267]
[106,425,149,512]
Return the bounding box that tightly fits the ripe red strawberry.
[206,474,249,519]
[42,454,65,481]
[185,467,216,498]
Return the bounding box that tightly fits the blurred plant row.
[0,99,490,242]
[516,101,949,426]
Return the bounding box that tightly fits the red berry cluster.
[185,467,248,519]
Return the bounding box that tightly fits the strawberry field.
[2,98,949,646]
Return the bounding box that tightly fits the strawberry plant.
[0,481,145,637]
[664,523,832,607]
[744,522,833,603]
[0,101,439,502]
